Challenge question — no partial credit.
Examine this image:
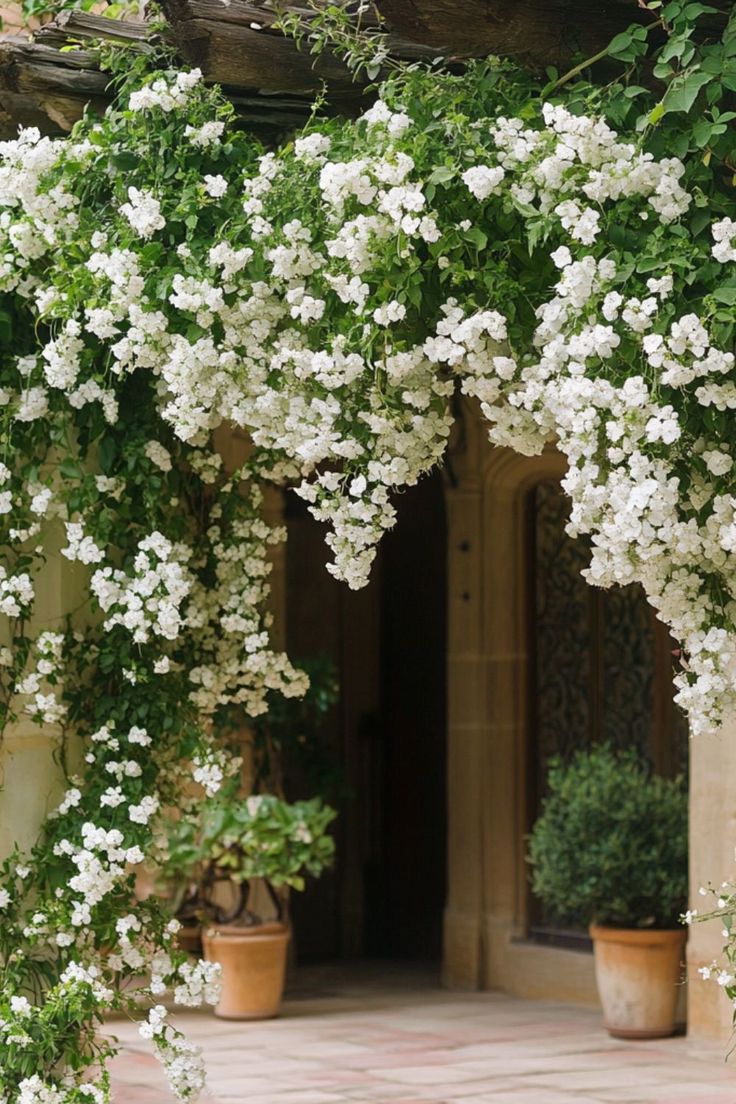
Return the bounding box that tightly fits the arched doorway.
[285,471,447,964]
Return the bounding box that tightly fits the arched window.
[527,480,689,945]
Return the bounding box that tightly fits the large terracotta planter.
[590,925,686,1039]
[202,921,290,1020]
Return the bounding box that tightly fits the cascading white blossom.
[1,59,735,1102]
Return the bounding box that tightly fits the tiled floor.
[107,965,736,1104]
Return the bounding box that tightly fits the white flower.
[61,522,104,565]
[461,165,505,200]
[712,218,736,263]
[294,133,331,164]
[16,387,48,422]
[703,449,732,477]
[128,795,160,825]
[373,301,406,326]
[57,788,81,815]
[185,120,225,148]
[128,725,151,746]
[193,757,223,797]
[550,246,572,269]
[144,440,172,472]
[203,174,228,198]
[120,188,165,239]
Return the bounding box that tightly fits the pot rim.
[589,924,687,946]
[204,920,290,941]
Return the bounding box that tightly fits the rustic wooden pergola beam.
[373,0,648,64]
[2,0,708,140]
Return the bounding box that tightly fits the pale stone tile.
[107,968,736,1104]
[217,1094,344,1104]
[367,1066,503,1085]
[596,1085,736,1102]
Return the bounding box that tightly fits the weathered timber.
[0,36,111,136]
[0,13,154,137]
[35,10,153,46]
[374,0,648,65]
[5,0,725,138]
[160,0,357,93]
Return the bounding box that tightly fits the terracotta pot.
[202,921,290,1020]
[590,924,686,1039]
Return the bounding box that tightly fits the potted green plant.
[163,785,336,1019]
[527,744,688,1038]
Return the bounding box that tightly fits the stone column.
[0,523,86,860]
[442,402,490,989]
[443,479,486,988]
[687,719,736,1039]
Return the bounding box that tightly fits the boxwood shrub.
[527,744,688,930]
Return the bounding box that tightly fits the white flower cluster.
[128,69,202,113]
[14,630,66,726]
[53,821,145,926]
[712,218,736,264]
[0,566,33,618]
[91,532,192,643]
[139,993,213,1100]
[187,484,309,714]
[120,187,166,240]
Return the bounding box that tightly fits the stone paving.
[107,965,736,1104]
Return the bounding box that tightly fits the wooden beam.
[374,0,647,66]
[7,0,717,140]
[0,36,110,137]
[34,10,153,46]
[160,0,357,93]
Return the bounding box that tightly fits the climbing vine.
[1,1,736,1099]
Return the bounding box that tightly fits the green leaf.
[59,458,83,480]
[647,102,666,126]
[427,165,456,185]
[110,151,138,171]
[661,70,713,115]
[463,227,488,251]
[98,437,117,474]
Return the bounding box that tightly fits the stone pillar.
[443,478,486,988]
[0,523,86,860]
[442,402,490,989]
[442,421,598,1000]
[687,719,736,1039]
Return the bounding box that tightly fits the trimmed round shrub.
[527,744,688,929]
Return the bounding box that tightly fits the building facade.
[285,400,735,1039]
[2,410,734,1039]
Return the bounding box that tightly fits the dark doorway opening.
[285,472,447,963]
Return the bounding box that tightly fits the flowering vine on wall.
[1,6,736,1099]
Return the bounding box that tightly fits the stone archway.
[441,400,736,1037]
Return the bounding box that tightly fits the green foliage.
[274,0,395,81]
[251,656,342,799]
[22,0,142,23]
[589,2,736,160]
[162,784,337,921]
[527,745,688,929]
